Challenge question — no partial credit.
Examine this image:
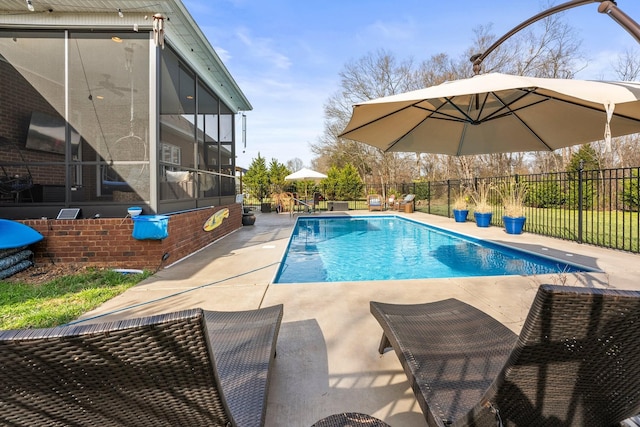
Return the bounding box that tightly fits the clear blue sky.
[182,0,640,169]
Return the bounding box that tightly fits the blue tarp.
[0,219,44,249]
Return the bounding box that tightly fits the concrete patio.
[80,209,640,426]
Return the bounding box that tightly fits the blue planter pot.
[503,216,526,234]
[474,212,493,227]
[453,209,469,222]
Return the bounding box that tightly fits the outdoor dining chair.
[370,285,640,426]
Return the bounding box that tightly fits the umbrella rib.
[493,88,640,151]
[445,91,543,155]
[389,91,551,153]
[481,89,537,121]
[413,105,471,123]
[441,96,477,124]
[339,103,419,137]
[492,90,555,151]
[385,100,454,152]
[343,80,640,154]
[440,91,533,124]
[456,93,482,155]
[533,91,640,123]
[426,91,534,124]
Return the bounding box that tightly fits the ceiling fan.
[92,74,137,97]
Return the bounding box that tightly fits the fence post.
[578,160,584,244]
[428,181,431,214]
[412,182,416,211]
[447,179,451,218]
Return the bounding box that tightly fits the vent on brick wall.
[56,208,81,220]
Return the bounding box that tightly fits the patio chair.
[387,194,396,210]
[367,194,383,211]
[370,285,640,427]
[394,194,415,211]
[0,304,284,427]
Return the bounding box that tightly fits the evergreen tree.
[318,163,363,201]
[322,165,340,200]
[566,145,599,172]
[622,169,640,212]
[243,153,270,202]
[337,163,364,200]
[566,145,598,209]
[268,159,291,193]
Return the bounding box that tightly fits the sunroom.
[0,0,251,220]
[0,1,251,269]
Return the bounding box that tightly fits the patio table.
[311,412,390,426]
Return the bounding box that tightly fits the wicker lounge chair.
[0,304,283,427]
[370,285,640,427]
[393,194,415,211]
[367,194,383,211]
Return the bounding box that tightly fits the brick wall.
[20,205,242,270]
[1,55,66,183]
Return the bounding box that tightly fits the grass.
[522,207,640,252]
[0,269,151,330]
[420,204,640,253]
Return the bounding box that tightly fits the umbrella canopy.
[285,168,327,181]
[339,72,640,156]
[284,168,327,206]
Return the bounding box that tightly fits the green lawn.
[523,207,640,252]
[419,204,640,253]
[0,269,151,330]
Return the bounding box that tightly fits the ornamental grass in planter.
[471,180,493,227]
[496,178,529,234]
[452,188,470,222]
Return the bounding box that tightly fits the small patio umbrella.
[285,168,327,208]
[284,168,328,181]
[339,72,640,156]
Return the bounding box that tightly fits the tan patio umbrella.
[284,167,328,207]
[339,73,640,156]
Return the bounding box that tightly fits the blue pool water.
[274,216,592,284]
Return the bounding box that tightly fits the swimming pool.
[274,215,594,283]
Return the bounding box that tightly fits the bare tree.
[317,6,587,184]
[613,48,640,81]
[560,48,640,172]
[311,50,419,187]
[413,15,584,179]
[286,158,304,172]
[463,8,584,176]
[509,13,584,78]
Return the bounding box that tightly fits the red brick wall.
[1,56,66,184]
[20,205,242,270]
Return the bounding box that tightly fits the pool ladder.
[290,197,316,216]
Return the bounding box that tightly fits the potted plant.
[496,178,528,234]
[470,180,493,227]
[452,188,470,222]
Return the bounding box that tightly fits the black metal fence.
[246,166,640,253]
